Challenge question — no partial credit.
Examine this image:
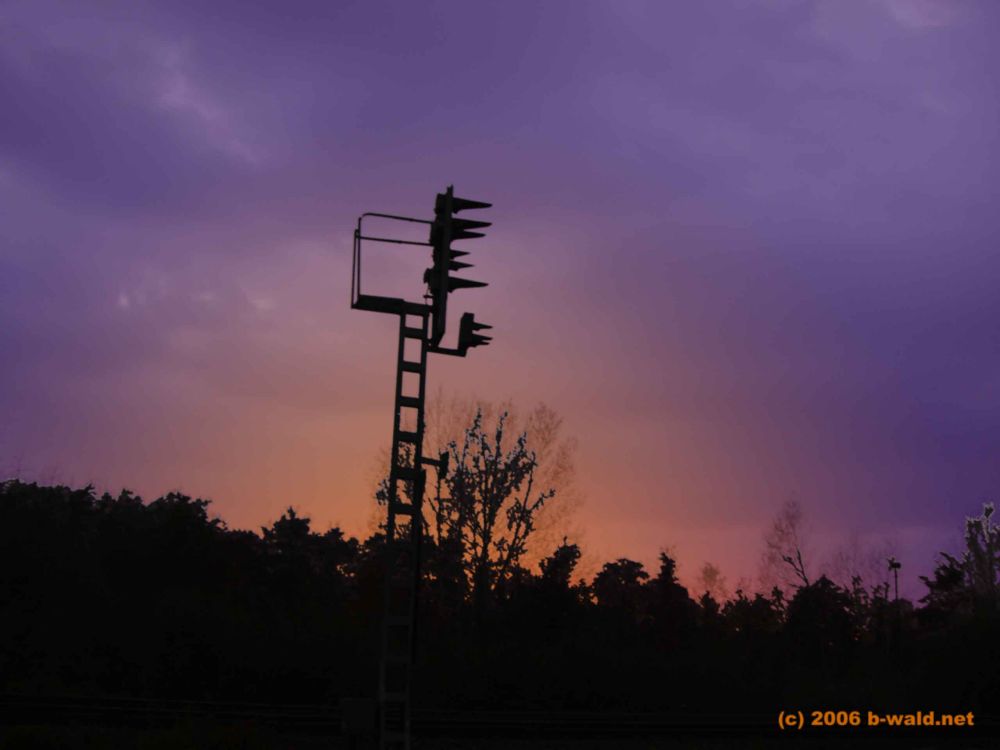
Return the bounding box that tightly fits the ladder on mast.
[378,310,429,749]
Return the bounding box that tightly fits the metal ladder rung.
[399,396,421,409]
[389,501,416,516]
[402,326,424,339]
[381,696,407,732]
[400,361,422,373]
[397,430,419,444]
[394,465,420,481]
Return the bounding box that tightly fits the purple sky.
[2,0,998,596]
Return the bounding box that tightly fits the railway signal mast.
[351,186,493,749]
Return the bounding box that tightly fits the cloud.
[0,5,272,215]
[883,0,956,30]
[2,0,998,564]
[248,295,276,314]
[152,42,265,166]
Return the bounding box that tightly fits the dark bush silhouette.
[2,479,1000,722]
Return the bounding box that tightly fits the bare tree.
[825,531,896,591]
[433,408,555,611]
[759,499,811,594]
[378,391,582,565]
[698,561,730,602]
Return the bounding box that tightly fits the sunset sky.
[2,0,998,596]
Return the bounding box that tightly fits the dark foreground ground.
[1,697,996,749]
[2,722,996,750]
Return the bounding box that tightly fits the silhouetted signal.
[425,186,491,346]
[457,312,492,355]
[351,185,496,749]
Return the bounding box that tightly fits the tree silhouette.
[421,395,582,564]
[722,588,784,637]
[919,503,999,621]
[646,552,698,646]
[539,538,582,590]
[4,478,1000,732]
[698,561,729,601]
[593,558,649,613]
[435,409,555,614]
[920,552,971,624]
[963,503,999,609]
[785,576,854,664]
[759,499,811,594]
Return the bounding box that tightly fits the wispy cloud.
[883,0,957,30]
[152,42,265,166]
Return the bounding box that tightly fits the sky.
[2,0,998,597]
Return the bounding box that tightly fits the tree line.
[1,408,998,716]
